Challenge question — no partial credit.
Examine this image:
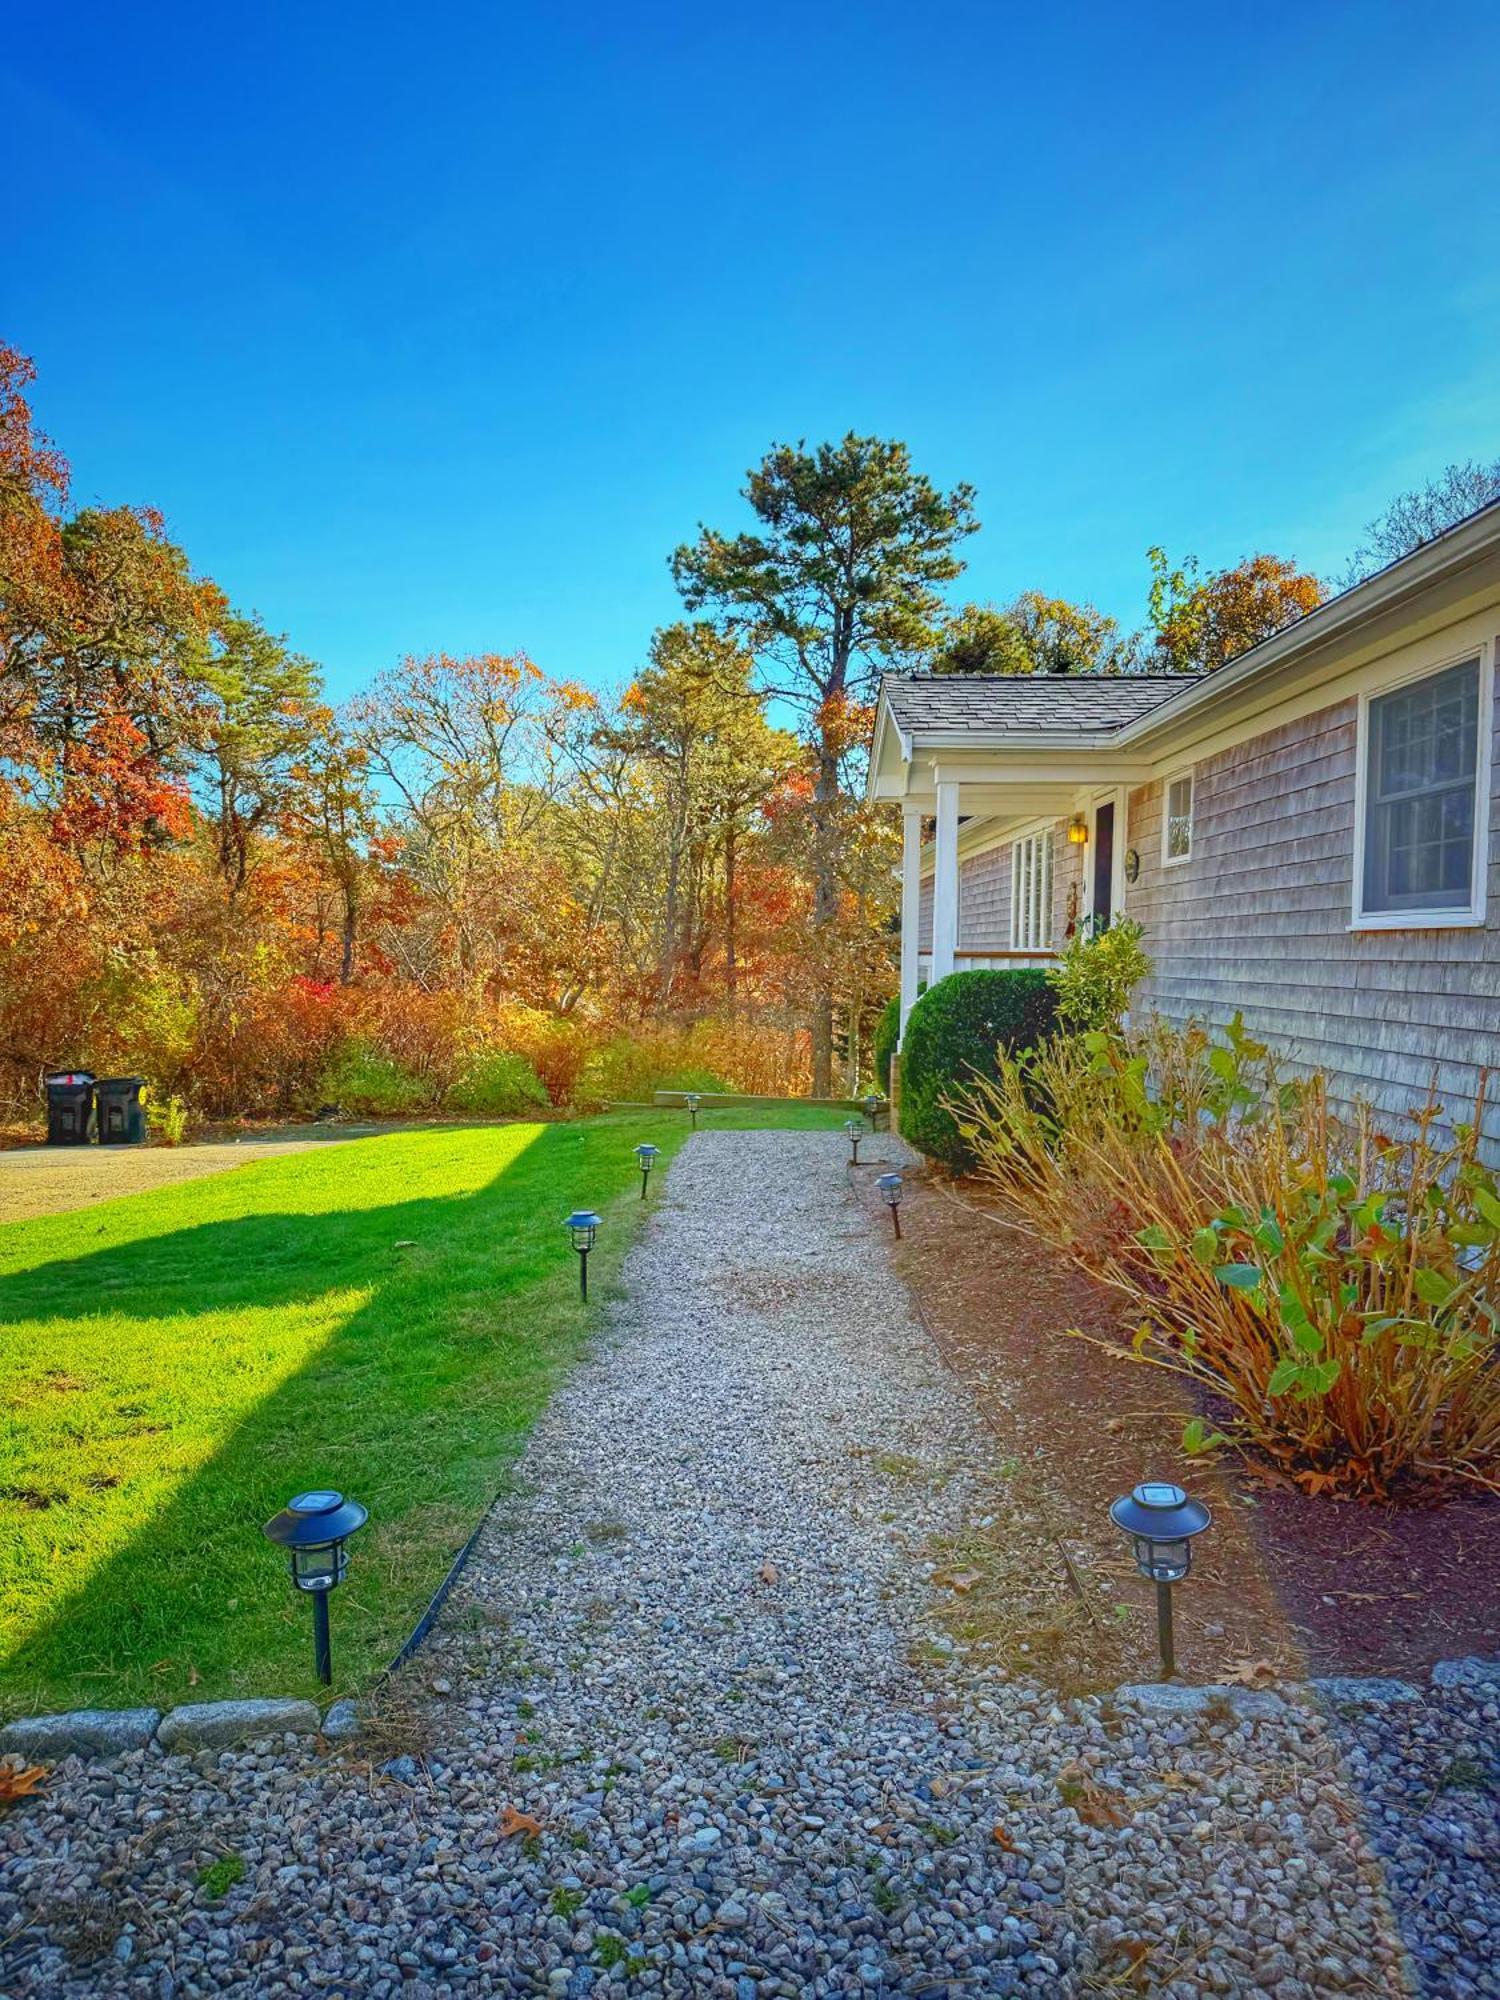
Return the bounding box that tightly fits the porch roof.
[879,672,1196,746]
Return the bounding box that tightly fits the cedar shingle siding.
[951,684,1500,1143]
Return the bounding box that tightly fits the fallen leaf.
[934,1568,984,1595]
[393,1240,418,1250]
[1057,1759,1129,1829]
[1223,1658,1279,1688]
[1110,1936,1154,1987]
[187,1665,200,1687]
[758,1560,779,1586]
[0,1765,47,1804]
[991,1823,1015,1850]
[499,1805,542,1839]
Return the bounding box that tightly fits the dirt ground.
[0,1125,386,1223]
[856,1155,1500,1687]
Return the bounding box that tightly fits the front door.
[1092,801,1115,930]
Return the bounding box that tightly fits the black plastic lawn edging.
[382,1500,500,1679]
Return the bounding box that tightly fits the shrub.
[494,1004,593,1107]
[151,1092,191,1146]
[898,969,1058,1169]
[872,996,900,1095]
[445,1050,550,1118]
[198,977,355,1118]
[317,1039,430,1117]
[1047,917,1151,1033]
[350,987,482,1099]
[960,1013,1500,1501]
[579,1020,809,1105]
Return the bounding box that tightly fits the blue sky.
[7,1,1500,699]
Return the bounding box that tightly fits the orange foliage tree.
[1146,547,1324,674]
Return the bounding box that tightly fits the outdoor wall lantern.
[1108,1480,1211,1679]
[876,1171,904,1238]
[262,1488,368,1686]
[634,1142,659,1198]
[1068,813,1089,846]
[565,1210,601,1300]
[684,1092,701,1130]
[844,1117,864,1164]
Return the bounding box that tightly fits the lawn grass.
[0,1104,844,1715]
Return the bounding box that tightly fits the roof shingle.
[881,672,1200,739]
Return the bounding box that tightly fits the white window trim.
[1009,825,1054,951]
[1161,767,1194,868]
[1350,643,1493,932]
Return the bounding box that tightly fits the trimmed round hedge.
[872,995,901,1095]
[898,968,1058,1169]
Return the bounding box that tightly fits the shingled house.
[867,499,1500,1138]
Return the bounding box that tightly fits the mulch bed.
[860,1158,1500,1685]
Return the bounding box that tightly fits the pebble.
[0,1131,1490,1996]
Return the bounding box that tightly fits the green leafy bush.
[446,1051,550,1118]
[653,1066,729,1094]
[581,1031,730,1104]
[150,1091,191,1146]
[317,1039,429,1117]
[898,970,1058,1169]
[959,1013,1500,1500]
[1047,917,1151,1032]
[872,996,900,1095]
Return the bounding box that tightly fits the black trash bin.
[95,1076,148,1146]
[43,1071,96,1145]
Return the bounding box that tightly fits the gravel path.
[1,1128,1493,1996]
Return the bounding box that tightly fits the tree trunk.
[724,822,737,1015]
[340,894,357,984]
[809,743,840,1097]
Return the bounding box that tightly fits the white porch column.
[930,780,960,985]
[899,805,923,1036]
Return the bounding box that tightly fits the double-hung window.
[1162,771,1193,865]
[1010,829,1053,951]
[1358,656,1487,925]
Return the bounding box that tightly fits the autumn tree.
[590,624,798,1013]
[1146,548,1323,675]
[671,434,976,1091]
[929,602,1031,675]
[353,652,596,995]
[932,592,1138,675]
[199,611,320,903]
[287,712,382,983]
[1342,458,1500,584]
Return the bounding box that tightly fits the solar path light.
[844,1117,863,1165]
[262,1489,368,1686]
[876,1171,904,1238]
[864,1092,882,1130]
[685,1092,701,1130]
[565,1210,601,1300]
[1108,1480,1211,1679]
[634,1142,659,1199]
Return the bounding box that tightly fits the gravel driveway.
[1,1129,1494,1996]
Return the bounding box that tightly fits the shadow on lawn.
[0,1121,627,1709]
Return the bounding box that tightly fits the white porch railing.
[918,948,1057,980]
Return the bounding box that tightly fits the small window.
[1010,829,1053,950]
[1163,772,1193,864]
[1360,657,1482,920]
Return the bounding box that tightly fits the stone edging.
[2,1657,1496,1767]
[0,1695,361,1762]
[1115,1654,1499,1718]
